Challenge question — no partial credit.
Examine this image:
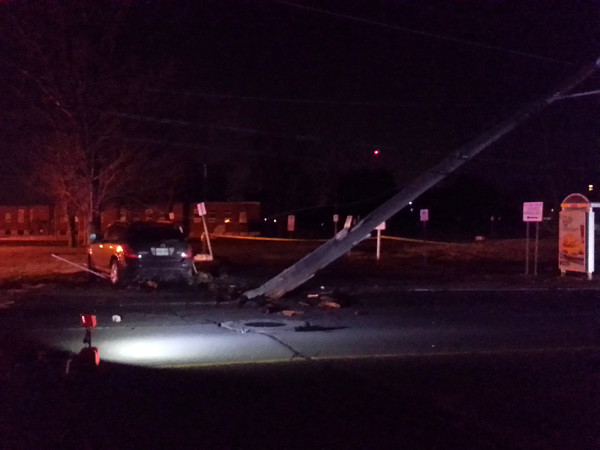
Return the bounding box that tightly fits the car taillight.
[117,244,138,258]
[183,245,193,258]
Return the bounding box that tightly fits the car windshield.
[126,223,184,243]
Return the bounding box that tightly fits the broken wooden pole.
[243,59,599,301]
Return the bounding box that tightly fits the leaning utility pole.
[244,58,600,301]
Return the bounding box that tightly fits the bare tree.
[0,1,182,245]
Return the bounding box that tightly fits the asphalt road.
[1,284,599,449]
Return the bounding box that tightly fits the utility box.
[559,193,595,279]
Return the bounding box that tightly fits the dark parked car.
[88,221,195,286]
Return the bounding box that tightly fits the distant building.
[0,202,261,240]
[101,201,261,238]
[0,205,53,236]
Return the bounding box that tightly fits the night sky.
[1,0,599,216]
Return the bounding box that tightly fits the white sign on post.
[196,202,207,217]
[287,215,295,232]
[523,202,543,222]
[420,209,429,222]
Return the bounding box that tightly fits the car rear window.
[126,223,185,243]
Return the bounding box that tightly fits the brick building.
[0,205,53,236]
[0,202,261,240]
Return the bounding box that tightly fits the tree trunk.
[67,213,78,248]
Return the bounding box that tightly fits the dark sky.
[1,0,599,208]
[167,0,600,201]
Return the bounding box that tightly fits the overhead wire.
[271,0,575,66]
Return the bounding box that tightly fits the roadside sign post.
[333,214,339,236]
[196,202,213,262]
[535,220,540,276]
[420,209,429,240]
[375,222,386,260]
[287,215,295,238]
[525,222,529,274]
[523,202,543,275]
[420,209,429,265]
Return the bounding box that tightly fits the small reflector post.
[80,314,97,328]
[78,346,100,366]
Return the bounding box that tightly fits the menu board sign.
[558,209,587,273]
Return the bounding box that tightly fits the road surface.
[1,284,599,449]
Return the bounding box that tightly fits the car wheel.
[110,259,124,287]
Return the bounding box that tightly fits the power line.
[104,110,321,142]
[272,0,574,66]
[553,89,600,100]
[147,88,409,107]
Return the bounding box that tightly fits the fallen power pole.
[244,58,600,301]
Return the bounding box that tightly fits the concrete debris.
[262,303,284,314]
[0,300,15,309]
[196,271,213,284]
[112,315,122,323]
[282,310,304,317]
[23,283,47,290]
[302,291,355,309]
[318,300,341,309]
[208,282,245,302]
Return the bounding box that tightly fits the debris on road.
[145,280,159,290]
[318,300,341,309]
[262,303,283,314]
[208,281,246,303]
[0,300,15,309]
[302,290,355,309]
[196,271,213,284]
